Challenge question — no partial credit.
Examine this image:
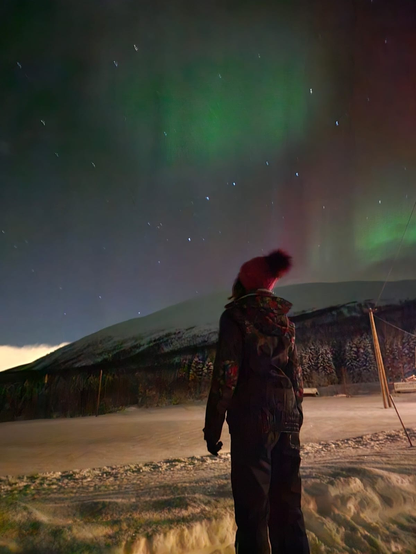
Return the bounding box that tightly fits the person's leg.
[231,431,279,554]
[268,433,310,554]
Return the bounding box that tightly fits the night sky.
[1,0,416,347]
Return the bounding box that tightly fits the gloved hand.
[206,440,223,456]
[290,432,300,449]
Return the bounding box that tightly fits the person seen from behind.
[203,249,310,554]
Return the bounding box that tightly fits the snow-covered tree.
[331,339,346,381]
[383,338,403,382]
[298,343,337,387]
[401,329,416,379]
[345,334,377,383]
[359,335,378,382]
[298,345,313,386]
[315,345,338,386]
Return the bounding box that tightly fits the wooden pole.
[373,325,391,407]
[96,370,103,417]
[376,319,392,407]
[369,309,391,408]
[369,309,388,407]
[389,394,413,447]
[375,322,392,408]
[380,356,392,407]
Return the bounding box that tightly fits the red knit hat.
[237,249,292,292]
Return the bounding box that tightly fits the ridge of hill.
[6,280,416,373]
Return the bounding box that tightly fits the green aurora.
[355,200,416,263]
[113,57,312,166]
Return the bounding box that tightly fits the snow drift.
[1,429,415,554]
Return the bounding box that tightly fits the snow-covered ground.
[0,426,415,553]
[1,395,416,553]
[1,394,416,476]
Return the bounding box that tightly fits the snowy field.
[1,394,416,554]
[1,394,416,476]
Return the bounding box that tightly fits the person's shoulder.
[220,306,235,323]
[219,304,243,331]
[216,305,228,325]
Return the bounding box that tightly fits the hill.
[6,280,416,373]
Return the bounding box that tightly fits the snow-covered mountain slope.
[7,280,416,372]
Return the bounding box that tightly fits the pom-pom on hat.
[237,249,292,292]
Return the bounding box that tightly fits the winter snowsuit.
[204,290,309,554]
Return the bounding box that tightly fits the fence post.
[96,370,103,417]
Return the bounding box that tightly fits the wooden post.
[380,357,392,407]
[389,394,414,447]
[342,367,350,397]
[96,370,103,417]
[369,309,391,408]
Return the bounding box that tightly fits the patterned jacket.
[204,290,304,444]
